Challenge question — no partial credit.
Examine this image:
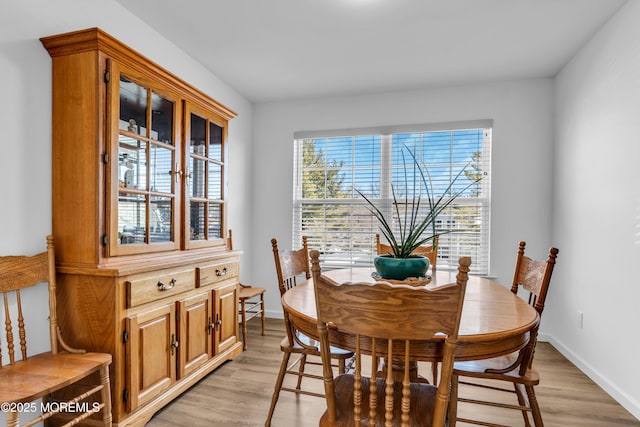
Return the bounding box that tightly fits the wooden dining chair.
[448,241,559,427]
[227,229,266,351]
[311,249,470,427]
[265,237,354,427]
[0,235,112,427]
[376,233,439,270]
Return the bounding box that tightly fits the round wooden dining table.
[281,267,540,362]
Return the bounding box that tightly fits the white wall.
[252,79,556,318]
[551,0,640,418]
[0,0,253,406]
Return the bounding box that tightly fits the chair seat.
[454,352,540,385]
[281,334,354,358]
[0,351,112,403]
[319,374,439,427]
[239,285,265,300]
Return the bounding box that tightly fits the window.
[293,120,492,275]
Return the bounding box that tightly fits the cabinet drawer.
[126,269,195,307]
[197,261,239,287]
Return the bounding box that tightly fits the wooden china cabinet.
[41,28,242,426]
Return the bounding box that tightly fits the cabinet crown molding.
[41,27,237,121]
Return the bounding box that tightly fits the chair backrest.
[0,235,62,365]
[376,233,439,269]
[271,236,310,297]
[311,250,469,426]
[271,236,311,347]
[511,241,559,316]
[509,241,559,373]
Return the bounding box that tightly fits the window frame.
[293,120,492,275]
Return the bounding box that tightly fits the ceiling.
[115,0,626,104]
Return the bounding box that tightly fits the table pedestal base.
[378,359,430,384]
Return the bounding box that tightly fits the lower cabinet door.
[177,291,213,378]
[125,303,177,412]
[213,282,238,355]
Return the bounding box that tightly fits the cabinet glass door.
[110,65,180,255]
[184,102,226,249]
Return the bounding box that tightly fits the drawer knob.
[215,267,227,277]
[158,278,177,291]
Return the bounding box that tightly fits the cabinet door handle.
[170,334,179,356]
[158,278,176,291]
[215,313,222,330]
[208,317,214,335]
[215,267,227,277]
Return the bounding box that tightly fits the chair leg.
[6,410,18,427]
[99,365,113,426]
[514,383,532,427]
[265,351,291,427]
[448,372,459,427]
[526,384,544,427]
[240,299,248,351]
[296,354,307,390]
[260,294,265,335]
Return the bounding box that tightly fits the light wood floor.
[147,318,639,426]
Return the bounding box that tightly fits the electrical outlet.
[578,312,584,329]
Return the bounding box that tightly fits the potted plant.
[358,147,481,280]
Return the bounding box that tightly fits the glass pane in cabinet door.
[150,196,173,242]
[189,158,206,198]
[208,163,222,199]
[208,203,222,239]
[190,113,206,155]
[119,77,147,135]
[209,122,222,161]
[150,92,174,144]
[189,202,206,241]
[119,136,147,190]
[149,144,173,194]
[118,194,147,244]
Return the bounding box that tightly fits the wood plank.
[147,318,640,426]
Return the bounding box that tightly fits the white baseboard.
[265,309,284,320]
[539,332,640,421]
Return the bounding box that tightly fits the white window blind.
[293,120,492,275]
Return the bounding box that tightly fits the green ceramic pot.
[374,255,430,280]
